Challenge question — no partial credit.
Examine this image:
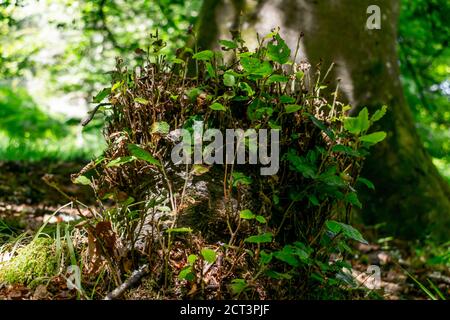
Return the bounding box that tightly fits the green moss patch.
[0,237,58,287]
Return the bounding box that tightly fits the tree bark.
[195,0,450,241]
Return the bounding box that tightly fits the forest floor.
[0,161,448,300]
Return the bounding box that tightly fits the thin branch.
[104,264,149,300]
[81,103,110,127]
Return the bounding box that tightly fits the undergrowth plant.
[72,30,387,299]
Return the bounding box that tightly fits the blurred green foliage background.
[0,0,448,181]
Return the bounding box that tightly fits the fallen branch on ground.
[103,264,149,300]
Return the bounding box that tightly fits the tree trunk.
[195,0,450,241]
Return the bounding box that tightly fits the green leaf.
[187,87,203,101]
[93,87,111,103]
[127,144,160,166]
[274,247,300,267]
[244,232,273,244]
[111,81,123,92]
[171,58,185,64]
[255,215,267,224]
[268,120,281,130]
[240,57,273,76]
[201,248,217,264]
[134,97,149,105]
[179,266,195,281]
[343,117,361,134]
[150,121,170,135]
[231,172,252,186]
[247,98,273,120]
[371,105,387,123]
[344,108,370,134]
[187,254,197,265]
[265,270,292,280]
[240,57,260,72]
[286,150,317,179]
[318,172,346,187]
[223,73,236,87]
[358,108,370,129]
[166,227,192,233]
[357,177,375,190]
[280,95,296,103]
[360,131,387,145]
[325,220,368,244]
[191,164,210,176]
[345,192,362,209]
[332,145,361,157]
[192,50,214,61]
[106,156,136,167]
[238,82,254,96]
[267,74,289,84]
[309,115,335,140]
[219,39,238,49]
[307,194,319,206]
[267,34,291,64]
[240,209,255,220]
[285,104,302,114]
[206,62,215,78]
[73,175,91,185]
[157,206,172,212]
[259,251,272,265]
[209,102,226,111]
[230,279,247,295]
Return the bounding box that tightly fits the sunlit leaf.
[360,131,387,145]
[166,227,192,233]
[238,82,254,96]
[134,97,149,105]
[325,220,368,244]
[280,95,296,103]
[93,87,111,103]
[267,34,291,64]
[267,74,289,84]
[151,121,170,135]
[240,57,273,76]
[209,102,226,111]
[371,105,387,123]
[191,164,210,176]
[230,279,247,295]
[255,215,267,224]
[240,209,255,220]
[193,50,214,61]
[344,108,370,134]
[127,144,160,166]
[244,232,273,244]
[219,39,238,49]
[201,248,217,264]
[106,156,136,167]
[223,73,235,87]
[285,104,302,113]
[187,254,197,265]
[73,175,91,185]
[179,266,195,281]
